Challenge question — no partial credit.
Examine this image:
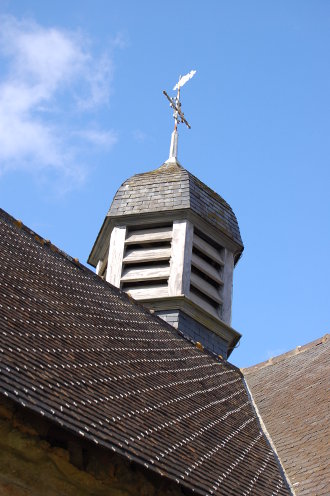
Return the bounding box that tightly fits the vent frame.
[189,228,224,319]
[120,223,173,299]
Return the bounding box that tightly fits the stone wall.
[0,396,190,496]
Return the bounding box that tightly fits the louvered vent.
[189,228,224,319]
[121,224,172,300]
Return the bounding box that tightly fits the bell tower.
[88,73,244,358]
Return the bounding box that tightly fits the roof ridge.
[242,333,329,374]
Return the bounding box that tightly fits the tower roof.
[108,161,243,247]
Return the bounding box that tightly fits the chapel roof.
[243,335,330,496]
[108,162,243,247]
[0,208,289,496]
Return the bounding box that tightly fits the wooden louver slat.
[121,265,170,283]
[125,285,169,299]
[189,291,219,319]
[125,227,172,245]
[191,253,223,285]
[190,272,223,304]
[193,234,224,265]
[123,247,171,264]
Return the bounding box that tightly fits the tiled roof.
[243,336,330,495]
[108,162,243,247]
[0,208,289,496]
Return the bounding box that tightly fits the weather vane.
[163,70,196,163]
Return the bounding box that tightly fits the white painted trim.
[222,249,234,325]
[96,258,107,277]
[168,220,193,296]
[106,226,126,287]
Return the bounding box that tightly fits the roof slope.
[243,336,330,495]
[108,162,243,247]
[0,208,288,496]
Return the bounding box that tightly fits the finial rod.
[169,130,178,160]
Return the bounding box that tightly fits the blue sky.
[0,0,329,367]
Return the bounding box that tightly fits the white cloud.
[0,18,86,91]
[0,15,117,190]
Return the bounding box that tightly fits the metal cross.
[163,85,191,131]
[163,70,196,131]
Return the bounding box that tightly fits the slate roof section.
[243,336,330,495]
[108,162,243,248]
[0,208,289,496]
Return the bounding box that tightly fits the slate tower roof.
[108,162,243,248]
[0,208,290,496]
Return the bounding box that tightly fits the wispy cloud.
[265,348,286,360]
[133,129,147,143]
[112,32,129,49]
[77,129,118,147]
[0,15,118,191]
